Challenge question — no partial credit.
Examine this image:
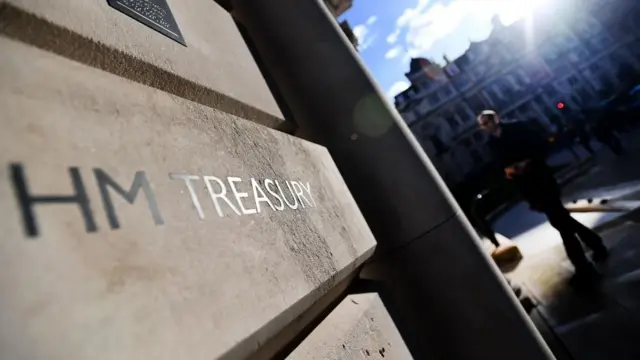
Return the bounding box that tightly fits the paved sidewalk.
[563,130,640,200]
[506,219,640,360]
[487,129,640,359]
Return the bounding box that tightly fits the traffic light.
[556,102,565,109]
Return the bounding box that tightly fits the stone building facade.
[395,0,640,185]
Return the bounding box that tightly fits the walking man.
[478,110,608,283]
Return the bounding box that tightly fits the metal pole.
[230,1,556,359]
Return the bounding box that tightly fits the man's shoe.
[569,266,602,290]
[592,248,609,263]
[511,283,523,298]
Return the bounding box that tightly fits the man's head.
[477,110,501,135]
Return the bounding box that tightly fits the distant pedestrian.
[587,109,625,155]
[478,110,608,284]
[567,118,595,156]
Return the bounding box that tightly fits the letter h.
[10,163,97,238]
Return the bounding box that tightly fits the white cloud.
[385,46,404,60]
[387,80,409,97]
[353,15,379,51]
[403,2,470,56]
[396,0,432,27]
[390,0,549,59]
[386,28,401,44]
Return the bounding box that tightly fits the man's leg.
[544,205,598,274]
[581,139,595,155]
[484,223,500,248]
[571,218,608,262]
[543,195,608,260]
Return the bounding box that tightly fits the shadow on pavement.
[492,202,549,239]
[507,222,640,360]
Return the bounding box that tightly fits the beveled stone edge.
[222,246,376,360]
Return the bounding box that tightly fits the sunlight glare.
[496,0,553,26]
[493,0,554,51]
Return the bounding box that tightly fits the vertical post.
[230,1,556,359]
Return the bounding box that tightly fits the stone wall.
[0,0,284,128]
[0,35,379,359]
[287,293,412,360]
[0,1,419,359]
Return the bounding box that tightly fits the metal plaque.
[107,0,186,46]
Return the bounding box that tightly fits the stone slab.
[360,214,549,360]
[0,37,376,360]
[556,307,640,360]
[286,293,413,360]
[0,0,284,128]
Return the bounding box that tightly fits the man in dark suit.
[477,110,608,282]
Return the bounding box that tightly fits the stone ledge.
[0,0,286,129]
[286,293,413,360]
[0,36,375,360]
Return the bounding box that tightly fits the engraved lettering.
[227,177,256,215]
[251,178,275,213]
[10,163,97,238]
[94,169,164,229]
[169,173,204,219]
[203,176,241,217]
[265,179,285,211]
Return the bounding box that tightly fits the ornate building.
[394,0,640,186]
[324,0,353,18]
[323,0,358,49]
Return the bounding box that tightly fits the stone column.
[230,1,556,359]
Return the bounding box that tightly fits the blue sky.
[340,0,550,98]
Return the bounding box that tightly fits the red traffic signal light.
[556,102,565,109]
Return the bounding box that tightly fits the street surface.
[491,128,640,360]
[494,129,640,256]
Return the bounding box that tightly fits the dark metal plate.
[107,0,186,46]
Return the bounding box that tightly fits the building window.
[507,74,521,90]
[421,81,435,92]
[554,64,571,77]
[568,75,579,86]
[567,51,579,63]
[517,69,530,84]
[403,112,417,123]
[576,47,589,58]
[428,92,441,106]
[492,83,505,99]
[417,99,430,116]
[587,19,602,35]
[542,49,558,62]
[430,135,447,154]
[475,65,487,77]
[441,85,454,98]
[455,109,469,124]
[563,33,579,47]
[445,115,458,130]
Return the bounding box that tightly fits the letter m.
[94,169,164,229]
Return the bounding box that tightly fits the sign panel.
[107,0,186,46]
[0,37,376,360]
